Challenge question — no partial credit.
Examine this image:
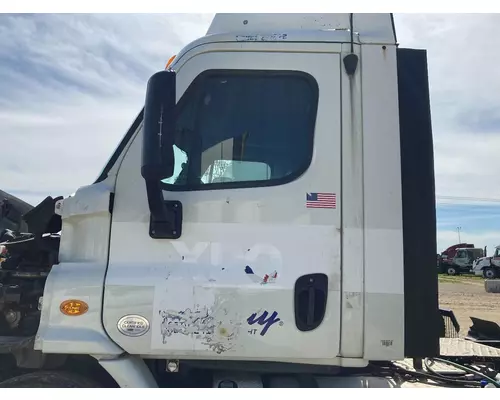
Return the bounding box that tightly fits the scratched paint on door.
[152,283,243,354]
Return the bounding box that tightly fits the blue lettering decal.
[247,310,281,336]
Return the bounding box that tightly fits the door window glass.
[161,71,319,190]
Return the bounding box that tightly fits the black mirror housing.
[141,70,176,181]
[141,70,182,240]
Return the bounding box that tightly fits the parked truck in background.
[472,245,500,279]
[1,13,495,388]
[437,243,474,272]
[446,247,485,276]
[437,243,484,276]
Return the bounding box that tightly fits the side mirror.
[141,70,176,181]
[141,70,182,240]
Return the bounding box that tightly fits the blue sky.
[0,13,499,252]
[437,204,500,254]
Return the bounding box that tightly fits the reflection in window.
[201,160,271,184]
[161,146,188,185]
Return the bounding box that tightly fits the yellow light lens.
[60,300,89,316]
[165,55,176,70]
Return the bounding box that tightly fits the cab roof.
[207,13,397,45]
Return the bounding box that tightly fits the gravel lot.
[439,274,500,337]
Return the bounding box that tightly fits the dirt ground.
[439,274,500,337]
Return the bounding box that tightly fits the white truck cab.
[472,245,500,279]
[0,13,441,388]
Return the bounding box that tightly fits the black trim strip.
[398,48,440,358]
[390,13,398,44]
[94,108,144,184]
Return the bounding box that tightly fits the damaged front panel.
[0,190,33,233]
[0,196,62,339]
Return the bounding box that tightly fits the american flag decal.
[306,192,337,209]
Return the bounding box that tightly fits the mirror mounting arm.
[144,179,167,224]
[145,180,182,239]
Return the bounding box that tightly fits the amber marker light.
[60,299,89,316]
[165,55,176,69]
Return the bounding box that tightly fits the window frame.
[161,69,320,192]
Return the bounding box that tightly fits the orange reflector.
[60,299,89,316]
[165,55,176,70]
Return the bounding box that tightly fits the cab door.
[103,45,343,363]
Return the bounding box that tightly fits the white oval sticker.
[117,315,150,337]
